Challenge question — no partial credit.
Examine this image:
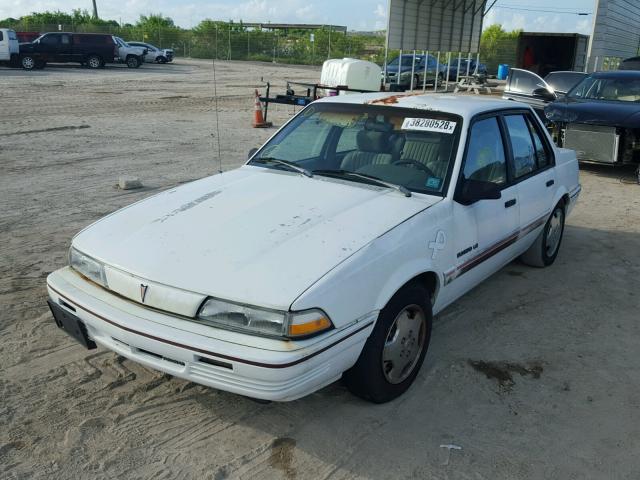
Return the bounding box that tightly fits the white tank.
[320,58,382,95]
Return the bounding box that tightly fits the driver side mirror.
[532,87,556,101]
[247,147,258,159]
[455,178,502,205]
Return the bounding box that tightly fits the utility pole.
[91,0,99,19]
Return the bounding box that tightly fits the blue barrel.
[497,64,509,80]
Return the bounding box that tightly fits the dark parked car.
[19,32,118,70]
[505,69,640,166]
[544,70,640,166]
[383,54,444,88]
[502,68,588,118]
[619,56,640,71]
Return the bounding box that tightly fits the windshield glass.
[389,56,421,68]
[248,103,461,196]
[568,76,640,102]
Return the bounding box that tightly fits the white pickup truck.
[0,28,19,66]
[47,93,580,403]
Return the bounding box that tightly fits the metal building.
[588,0,640,69]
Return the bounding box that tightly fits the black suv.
[19,32,118,70]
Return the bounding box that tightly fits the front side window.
[504,115,536,178]
[463,117,507,185]
[250,103,461,196]
[61,34,71,45]
[40,34,59,46]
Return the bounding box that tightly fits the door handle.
[546,179,555,187]
[504,198,517,208]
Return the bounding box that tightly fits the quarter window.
[463,117,507,185]
[504,115,536,178]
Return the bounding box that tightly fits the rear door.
[503,68,556,117]
[449,115,520,289]
[502,111,557,243]
[58,33,73,62]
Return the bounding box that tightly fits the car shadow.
[118,222,638,479]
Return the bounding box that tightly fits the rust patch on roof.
[365,92,427,105]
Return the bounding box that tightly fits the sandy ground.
[1,58,639,480]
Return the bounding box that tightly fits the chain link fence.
[6,22,386,66]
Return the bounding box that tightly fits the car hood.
[545,98,640,128]
[73,166,438,310]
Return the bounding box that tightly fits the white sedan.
[46,93,580,403]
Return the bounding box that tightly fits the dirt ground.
[1,58,639,480]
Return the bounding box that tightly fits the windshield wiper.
[252,157,313,178]
[313,169,411,197]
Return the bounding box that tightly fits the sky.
[0,0,597,34]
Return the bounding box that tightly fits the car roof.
[314,93,521,117]
[590,70,640,79]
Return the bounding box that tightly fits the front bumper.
[46,267,374,401]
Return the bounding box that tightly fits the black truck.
[19,32,119,70]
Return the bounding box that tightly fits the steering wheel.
[392,159,435,177]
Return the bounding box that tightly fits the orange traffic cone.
[252,90,272,128]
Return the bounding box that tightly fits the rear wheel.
[521,202,566,267]
[126,55,140,68]
[344,282,432,403]
[86,54,102,69]
[21,55,36,70]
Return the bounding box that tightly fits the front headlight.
[69,247,108,287]
[197,298,332,339]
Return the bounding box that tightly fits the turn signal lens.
[287,311,333,338]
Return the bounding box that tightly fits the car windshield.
[567,76,640,102]
[248,103,461,196]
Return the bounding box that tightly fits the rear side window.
[525,116,551,168]
[0,31,3,42]
[463,117,507,185]
[504,115,537,178]
[61,34,71,45]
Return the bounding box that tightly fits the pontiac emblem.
[140,284,149,303]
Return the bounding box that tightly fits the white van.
[0,28,19,66]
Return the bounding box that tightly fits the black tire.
[521,201,566,267]
[86,54,102,69]
[344,282,432,403]
[21,55,36,70]
[126,56,140,68]
[413,74,420,90]
[158,56,167,64]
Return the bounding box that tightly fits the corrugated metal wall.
[387,0,484,52]
[588,0,640,68]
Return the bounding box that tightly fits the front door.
[503,68,556,119]
[447,115,520,292]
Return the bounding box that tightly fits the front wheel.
[344,282,432,403]
[521,202,566,267]
[158,56,167,64]
[126,56,140,68]
[21,55,36,70]
[86,54,102,69]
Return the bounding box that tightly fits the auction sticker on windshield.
[402,118,456,134]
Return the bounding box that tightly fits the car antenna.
[212,58,223,174]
